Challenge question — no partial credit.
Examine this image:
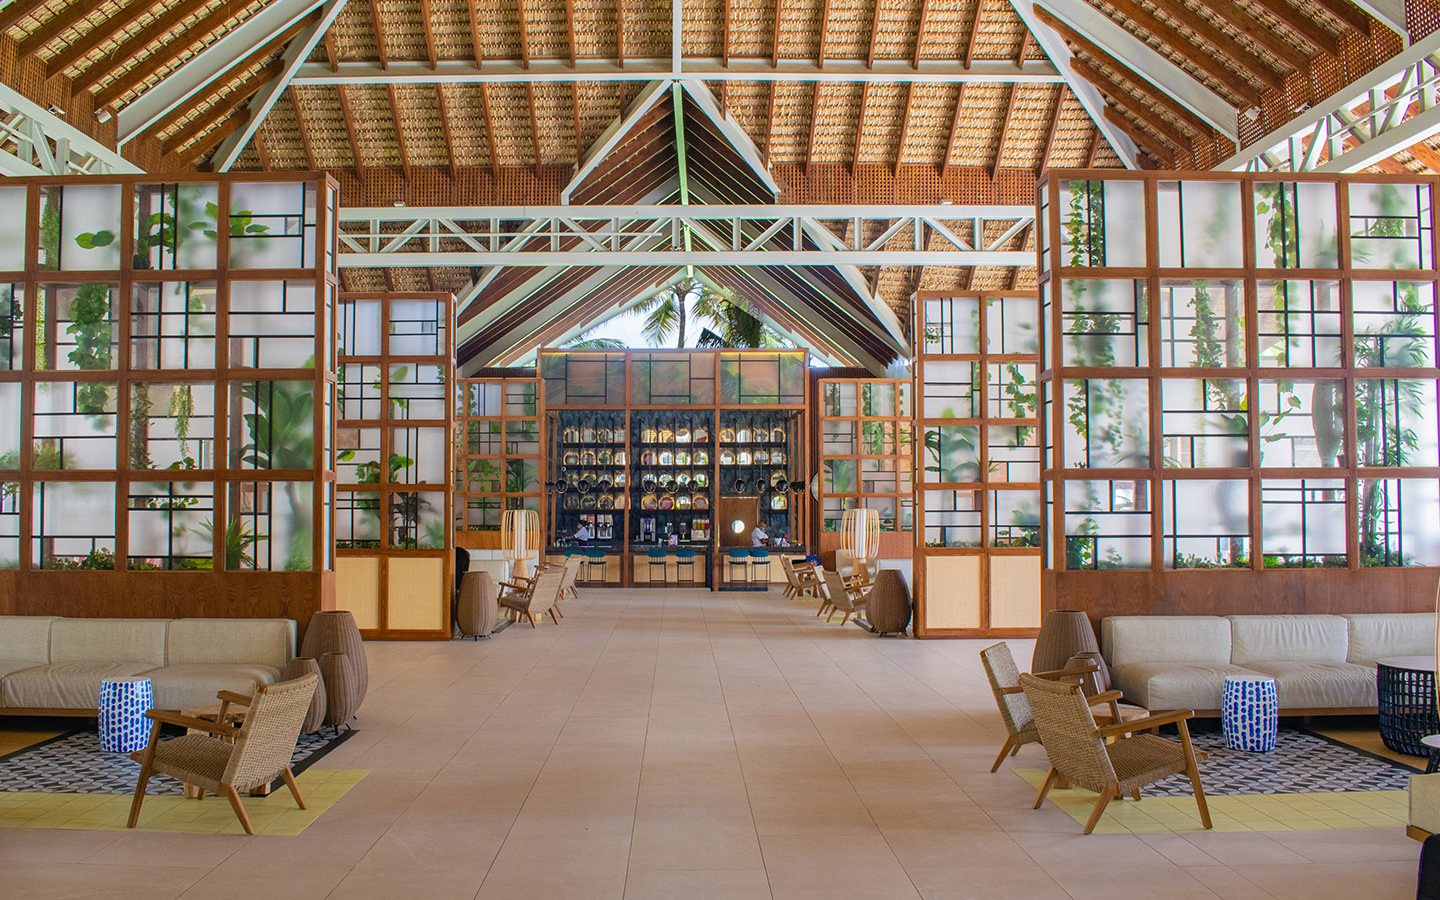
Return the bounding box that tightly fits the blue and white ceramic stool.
[1222,674,1278,752]
[98,677,153,754]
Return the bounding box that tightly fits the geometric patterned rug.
[0,726,355,795]
[1130,721,1418,797]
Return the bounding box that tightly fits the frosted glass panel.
[390,427,447,484]
[1352,281,1435,368]
[391,491,446,548]
[229,281,316,368]
[0,186,26,270]
[33,481,116,567]
[1255,182,1338,268]
[134,183,219,271]
[1258,380,1347,468]
[1261,479,1347,566]
[1064,479,1151,569]
[130,383,215,469]
[131,282,217,369]
[1348,182,1432,270]
[1060,279,1147,367]
[1062,379,1150,468]
[46,185,123,271]
[1158,181,1245,268]
[338,297,382,356]
[0,382,19,462]
[1157,280,1245,367]
[1058,179,1146,267]
[229,182,309,269]
[33,381,118,469]
[1361,478,1440,567]
[229,481,313,570]
[1161,479,1249,569]
[128,482,214,568]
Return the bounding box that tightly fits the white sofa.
[1100,613,1435,714]
[0,616,296,715]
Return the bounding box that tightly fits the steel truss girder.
[0,84,141,176]
[336,205,1036,267]
[1220,32,1440,172]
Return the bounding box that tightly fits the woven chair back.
[526,569,566,616]
[224,672,321,792]
[559,555,582,592]
[1019,673,1116,794]
[979,642,1033,737]
[822,570,862,613]
[780,556,800,586]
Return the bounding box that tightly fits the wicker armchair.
[499,568,565,627]
[127,673,320,835]
[781,557,822,600]
[820,570,868,625]
[557,554,583,600]
[1019,672,1211,834]
[979,642,1130,773]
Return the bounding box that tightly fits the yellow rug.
[0,769,368,836]
[1013,768,1408,834]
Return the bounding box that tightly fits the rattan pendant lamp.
[502,509,540,580]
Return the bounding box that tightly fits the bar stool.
[647,548,668,585]
[727,548,751,586]
[749,548,772,587]
[584,549,608,586]
[676,549,697,585]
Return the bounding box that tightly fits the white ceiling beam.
[0,83,141,175]
[1317,103,1440,171]
[1349,0,1407,39]
[562,79,673,203]
[1008,0,1137,168]
[1031,0,1238,140]
[341,204,1034,220]
[118,0,327,144]
[213,0,350,172]
[679,81,781,198]
[289,58,1066,85]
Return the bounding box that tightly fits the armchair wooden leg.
[1083,785,1117,834]
[1033,767,1060,809]
[991,735,1016,773]
[127,719,164,828]
[222,785,255,834]
[526,611,537,627]
[1177,721,1212,829]
[553,605,563,618]
[549,608,561,624]
[281,767,307,810]
[1131,789,1142,801]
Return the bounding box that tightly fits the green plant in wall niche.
[130,384,154,469]
[1350,183,1411,269]
[194,518,264,569]
[41,548,118,570]
[68,284,113,414]
[39,198,60,268]
[170,384,195,463]
[1255,182,1299,268]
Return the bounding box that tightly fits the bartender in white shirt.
[751,524,769,547]
[573,523,592,545]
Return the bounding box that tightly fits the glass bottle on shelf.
[581,418,596,443]
[563,422,579,443]
[694,419,709,443]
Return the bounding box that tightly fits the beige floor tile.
[747,784,879,836]
[760,833,922,900]
[623,869,773,900]
[628,806,764,870]
[1229,860,1416,900]
[904,865,1072,900]
[475,833,632,900]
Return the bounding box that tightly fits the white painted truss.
[0,83,140,176]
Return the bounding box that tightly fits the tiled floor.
[0,587,1422,899]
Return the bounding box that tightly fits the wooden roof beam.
[0,5,35,31]
[173,110,251,169]
[436,85,458,177]
[1015,29,1032,68]
[1085,125,1101,165]
[806,82,821,174]
[868,0,884,69]
[1035,84,1064,173]
[1204,0,1310,71]
[159,62,282,155]
[421,0,439,69]
[90,0,242,103]
[324,29,340,71]
[991,83,1019,180]
[70,0,210,91]
[1246,0,1342,56]
[617,0,627,67]
[1090,0,1266,97]
[571,82,583,161]
[1068,53,1218,141]
[370,0,389,69]
[290,87,317,169]
[388,84,412,178]
[45,0,162,78]
[764,81,777,167]
[518,0,532,68]
[853,82,872,175]
[15,4,99,59]
[255,127,273,171]
[565,0,577,68]
[481,83,500,175]
[913,0,932,68]
[964,2,979,68]
[818,0,832,67]
[941,82,964,175]
[774,0,785,67]
[1405,140,1440,172]
[1312,0,1373,34]
[526,82,542,176]
[1102,106,1176,162]
[338,85,365,172]
[469,0,485,66]
[1105,0,1285,91]
[894,83,915,176]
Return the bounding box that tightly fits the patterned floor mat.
[0,727,354,796]
[1140,721,1418,797]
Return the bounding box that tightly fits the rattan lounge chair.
[127,673,320,835]
[499,568,565,627]
[1019,672,1212,834]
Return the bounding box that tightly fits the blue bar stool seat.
[647,548,668,586]
[675,549,697,585]
[749,548,772,587]
[727,548,751,586]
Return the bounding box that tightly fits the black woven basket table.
[1377,655,1439,759]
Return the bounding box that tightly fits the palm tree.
[630,278,731,348]
[696,298,789,349]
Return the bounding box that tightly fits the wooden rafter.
[91,1,239,103]
[72,0,208,90]
[481,83,500,175]
[370,0,389,69]
[854,82,872,174]
[571,82,583,161]
[518,0,532,68]
[1096,1,1265,98]
[1036,85,1064,174]
[420,0,438,69]
[565,0,577,68]
[14,4,97,59]
[1246,0,1342,56]
[722,0,732,67]
[1014,29,1032,69]
[764,81,777,168]
[867,0,884,69]
[1405,140,1440,172]
[1311,0,1373,34]
[718,80,728,118]
[774,0,785,68]
[388,85,411,177]
[1106,0,1285,90]
[991,83,1019,180]
[1085,126,1101,166]
[0,4,35,31]
[1103,106,1174,162]
[436,86,459,177]
[338,86,365,172]
[45,0,159,78]
[1069,57,1214,144]
[158,61,282,154]
[1007,223,1031,289]
[1206,0,1310,72]
[616,0,626,67]
[1116,95,1195,153]
[324,28,339,71]
[255,127,272,171]
[963,1,979,68]
[912,0,931,68]
[526,83,542,176]
[893,83,915,176]
[941,83,965,175]
[806,82,821,174]
[469,0,485,65]
[290,87,316,170]
[818,0,832,67]
[173,110,250,169]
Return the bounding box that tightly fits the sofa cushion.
[2,662,157,709]
[1240,662,1377,710]
[1101,617,1232,668]
[1412,774,1440,836]
[1227,615,1349,665]
[1110,662,1262,711]
[49,618,168,666]
[164,618,294,670]
[1345,613,1436,666]
[140,664,281,711]
[0,661,44,683]
[0,616,58,664]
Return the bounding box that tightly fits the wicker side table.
[1377,656,1439,759]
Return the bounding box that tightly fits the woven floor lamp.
[840,507,880,582]
[502,509,540,581]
